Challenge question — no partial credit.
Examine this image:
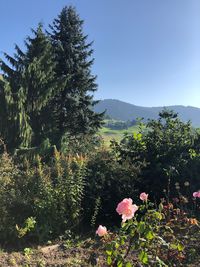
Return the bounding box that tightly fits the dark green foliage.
[0,150,86,243]
[111,110,200,200]
[0,7,103,152]
[58,133,102,156]
[29,152,86,241]
[48,6,104,146]
[0,63,32,150]
[0,140,143,244]
[14,142,57,163]
[21,25,63,146]
[0,25,59,150]
[83,149,143,226]
[0,152,23,243]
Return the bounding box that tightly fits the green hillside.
[94,99,200,127]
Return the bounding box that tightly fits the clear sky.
[1,0,200,107]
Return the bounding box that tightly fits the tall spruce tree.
[0,24,60,150]
[21,24,62,146]
[48,6,103,145]
[0,45,32,150]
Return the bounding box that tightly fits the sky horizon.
[1,0,200,108]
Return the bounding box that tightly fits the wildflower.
[96,225,107,237]
[139,192,148,202]
[193,191,200,198]
[116,198,138,222]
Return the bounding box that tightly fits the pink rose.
[116,198,138,222]
[96,225,107,237]
[193,191,200,198]
[140,192,148,202]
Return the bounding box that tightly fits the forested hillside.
[94,99,200,127]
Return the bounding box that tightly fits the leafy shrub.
[0,149,86,243]
[31,150,86,240]
[0,152,24,243]
[83,148,144,227]
[111,110,200,202]
[59,133,102,156]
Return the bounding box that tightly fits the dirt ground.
[0,238,199,267]
[0,238,107,267]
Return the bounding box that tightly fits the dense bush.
[0,149,86,244]
[0,146,143,244]
[111,110,200,201]
[83,148,144,227]
[0,152,23,243]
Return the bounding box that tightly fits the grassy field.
[99,125,139,146]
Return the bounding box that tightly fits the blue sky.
[1,0,200,107]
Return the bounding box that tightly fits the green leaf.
[139,250,148,264]
[145,230,154,240]
[106,250,112,256]
[107,256,112,265]
[154,211,162,220]
[177,243,184,251]
[120,239,125,245]
[137,221,146,234]
[125,262,132,267]
[170,243,177,250]
[158,203,164,211]
[115,242,120,249]
[117,261,123,267]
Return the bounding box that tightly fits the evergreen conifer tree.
[0,24,60,150]
[21,24,62,146]
[0,44,32,150]
[48,6,103,145]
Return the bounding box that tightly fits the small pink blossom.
[116,198,138,222]
[140,192,148,202]
[193,191,200,198]
[96,225,107,237]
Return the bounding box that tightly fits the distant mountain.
[94,99,200,127]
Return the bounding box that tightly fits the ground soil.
[0,235,199,267]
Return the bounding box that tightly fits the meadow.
[99,125,139,146]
